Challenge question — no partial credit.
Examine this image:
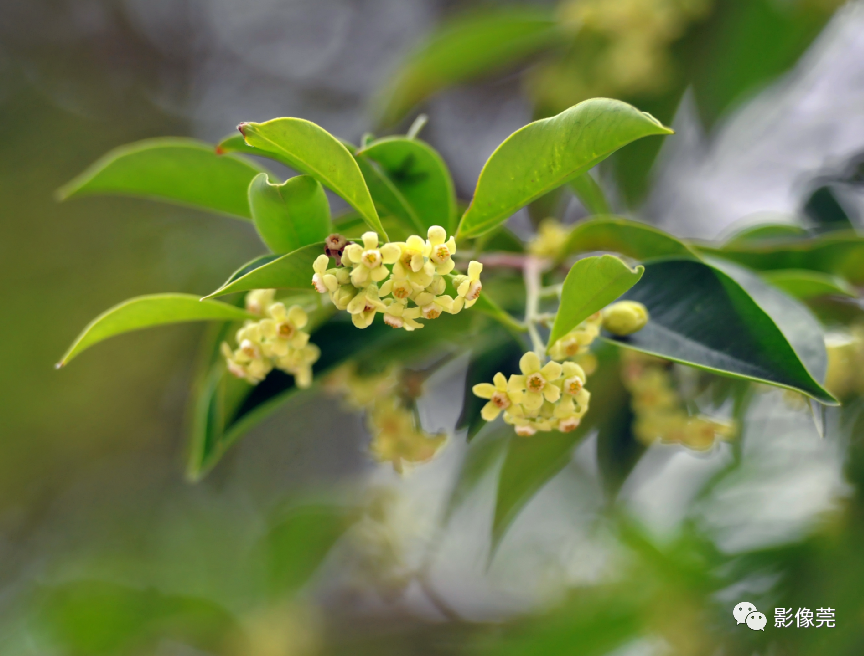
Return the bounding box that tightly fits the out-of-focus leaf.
[568,172,611,216]
[605,259,836,404]
[698,232,864,285]
[58,138,265,220]
[688,0,839,129]
[205,243,322,298]
[723,222,809,246]
[559,217,697,263]
[761,269,857,300]
[457,99,673,238]
[249,173,331,253]
[456,332,524,440]
[238,119,387,238]
[57,294,255,367]
[803,184,857,234]
[260,505,358,596]
[358,137,457,234]
[481,226,526,253]
[376,8,563,125]
[36,580,237,656]
[548,255,644,348]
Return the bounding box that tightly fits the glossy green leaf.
[238,119,387,238]
[548,255,644,348]
[376,8,562,125]
[457,99,673,238]
[605,259,836,404]
[559,217,698,262]
[57,294,255,367]
[249,173,331,253]
[354,156,425,235]
[803,185,857,234]
[761,269,857,300]
[698,232,864,285]
[260,505,357,596]
[58,138,266,220]
[205,243,323,298]
[358,137,457,234]
[568,172,611,216]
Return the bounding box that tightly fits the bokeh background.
[2,0,864,654]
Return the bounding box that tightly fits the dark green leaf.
[457,99,673,238]
[559,217,697,263]
[375,8,562,125]
[57,294,255,367]
[354,156,426,234]
[249,173,331,253]
[205,243,323,298]
[605,259,836,404]
[548,255,644,348]
[803,184,857,234]
[238,119,387,238]
[723,222,809,247]
[58,138,266,220]
[358,137,457,234]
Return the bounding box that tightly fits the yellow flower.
[347,285,386,328]
[382,300,424,331]
[259,303,309,350]
[392,235,432,278]
[560,361,587,396]
[528,219,571,259]
[412,290,454,320]
[367,398,446,473]
[311,255,338,293]
[473,372,524,421]
[245,289,275,315]
[426,225,457,275]
[602,301,649,336]
[548,312,602,360]
[274,343,320,388]
[455,261,483,306]
[508,352,563,411]
[344,232,400,286]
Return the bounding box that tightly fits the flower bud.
[602,301,649,336]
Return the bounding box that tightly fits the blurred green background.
[2,1,864,655]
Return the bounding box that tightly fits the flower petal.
[473,383,496,399]
[519,352,541,375]
[540,361,562,381]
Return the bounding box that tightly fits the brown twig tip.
[55,362,64,369]
[215,145,225,155]
[237,123,248,136]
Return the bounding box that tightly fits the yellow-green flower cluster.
[311,226,482,331]
[528,218,571,259]
[473,352,591,436]
[549,311,603,360]
[221,289,320,387]
[622,351,734,451]
[325,363,447,473]
[823,328,864,399]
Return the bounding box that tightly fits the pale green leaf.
[559,217,697,263]
[205,243,322,298]
[249,173,331,254]
[761,269,857,300]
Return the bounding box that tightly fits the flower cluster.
[622,351,735,451]
[528,218,571,259]
[311,226,482,331]
[325,363,446,473]
[549,311,603,360]
[221,289,320,387]
[473,352,591,436]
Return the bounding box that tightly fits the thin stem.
[539,283,563,299]
[524,256,547,357]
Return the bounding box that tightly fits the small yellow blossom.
[528,219,571,259]
[245,289,276,315]
[549,312,602,360]
[426,225,457,275]
[312,255,339,293]
[473,372,524,421]
[367,398,446,474]
[454,261,483,306]
[509,352,563,411]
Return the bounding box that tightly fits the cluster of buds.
[221,289,320,387]
[622,351,735,451]
[473,352,591,436]
[311,226,482,331]
[325,363,446,473]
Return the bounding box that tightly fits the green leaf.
[248,173,331,254]
[568,172,611,216]
[761,269,857,300]
[375,8,562,125]
[238,119,387,239]
[604,259,836,404]
[205,243,323,298]
[559,217,698,262]
[444,274,525,337]
[57,294,255,367]
[803,185,857,234]
[58,138,266,220]
[260,505,357,596]
[548,255,644,349]
[698,231,864,285]
[457,99,673,238]
[358,137,458,234]
[723,222,809,247]
[354,156,425,235]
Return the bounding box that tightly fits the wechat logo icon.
[734,602,767,631]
